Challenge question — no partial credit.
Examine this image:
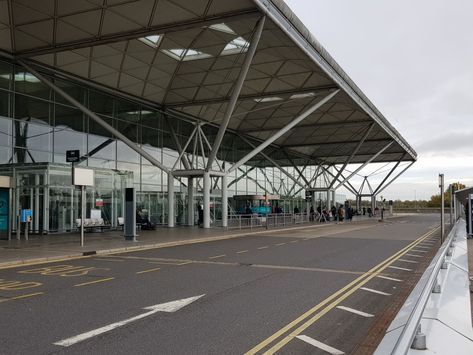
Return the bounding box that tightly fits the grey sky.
[285,0,473,200]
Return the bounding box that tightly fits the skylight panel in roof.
[0,72,40,82]
[138,35,162,48]
[290,92,315,100]
[222,37,249,55]
[162,48,212,61]
[254,97,283,103]
[208,23,236,35]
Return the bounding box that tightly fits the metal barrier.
[216,213,312,230]
[375,220,473,354]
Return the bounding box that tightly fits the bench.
[75,218,110,232]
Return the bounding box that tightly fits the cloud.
[285,0,473,199]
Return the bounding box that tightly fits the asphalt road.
[0,214,442,355]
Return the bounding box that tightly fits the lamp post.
[439,174,444,243]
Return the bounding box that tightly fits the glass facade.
[0,59,342,234]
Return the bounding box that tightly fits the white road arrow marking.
[54,294,205,347]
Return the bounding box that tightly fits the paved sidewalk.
[0,216,387,268]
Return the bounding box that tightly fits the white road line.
[377,275,402,282]
[360,287,391,296]
[296,335,345,355]
[411,249,427,253]
[388,265,412,271]
[405,253,423,258]
[397,259,419,264]
[54,295,204,347]
[336,306,374,318]
[415,245,430,249]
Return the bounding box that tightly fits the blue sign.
[0,189,8,231]
[21,209,33,223]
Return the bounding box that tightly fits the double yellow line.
[245,226,440,354]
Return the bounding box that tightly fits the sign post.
[73,167,94,247]
[439,174,444,243]
[20,209,32,241]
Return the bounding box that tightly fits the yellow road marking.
[245,227,439,354]
[19,265,109,277]
[74,277,115,287]
[136,267,161,274]
[209,254,226,260]
[237,250,249,254]
[0,279,42,291]
[257,246,269,250]
[177,261,193,266]
[0,292,44,304]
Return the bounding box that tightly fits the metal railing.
[375,221,461,354]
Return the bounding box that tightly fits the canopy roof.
[0,0,417,166]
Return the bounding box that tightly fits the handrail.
[375,222,458,354]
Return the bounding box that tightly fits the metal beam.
[17,10,259,58]
[237,136,305,189]
[165,116,190,170]
[283,151,311,187]
[171,126,197,170]
[229,89,340,173]
[373,158,403,195]
[228,166,257,188]
[20,60,170,173]
[376,161,415,195]
[328,123,374,189]
[333,141,394,190]
[206,16,266,171]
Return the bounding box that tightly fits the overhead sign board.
[73,168,94,186]
[66,150,80,163]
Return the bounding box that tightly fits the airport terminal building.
[0,0,416,237]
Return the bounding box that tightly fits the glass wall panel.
[0,116,12,147]
[13,148,51,163]
[0,145,11,164]
[54,129,86,160]
[55,103,84,132]
[13,121,52,152]
[88,90,114,117]
[117,161,139,184]
[0,61,11,89]
[14,68,51,100]
[0,90,9,117]
[55,78,85,106]
[15,94,50,126]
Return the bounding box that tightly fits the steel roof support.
[238,136,305,190]
[206,16,266,171]
[283,151,311,187]
[166,116,190,170]
[229,89,340,173]
[373,158,403,195]
[171,125,197,170]
[327,165,358,196]
[228,166,256,188]
[333,141,394,190]
[328,123,374,189]
[375,161,415,195]
[20,60,170,174]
